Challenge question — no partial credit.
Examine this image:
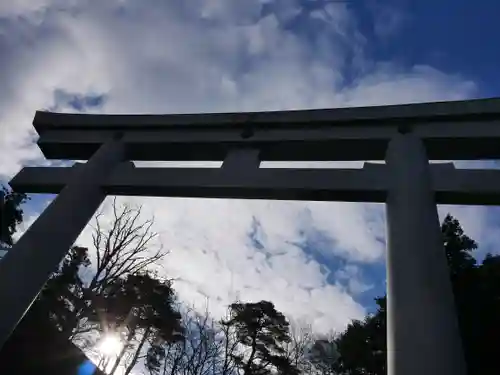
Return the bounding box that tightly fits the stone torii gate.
[2,98,500,375]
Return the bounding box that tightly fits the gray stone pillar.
[385,132,466,375]
[0,137,125,349]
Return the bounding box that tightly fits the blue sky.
[1,0,500,332]
[352,0,499,97]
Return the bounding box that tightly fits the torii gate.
[2,98,500,375]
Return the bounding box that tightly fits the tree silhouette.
[308,337,341,375]
[0,185,29,247]
[224,300,298,375]
[42,245,92,338]
[0,197,175,375]
[334,297,386,375]
[45,198,168,343]
[146,306,240,375]
[95,272,183,375]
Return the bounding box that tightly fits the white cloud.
[0,0,49,17]
[0,0,484,334]
[334,264,373,295]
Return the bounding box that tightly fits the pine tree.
[224,300,299,375]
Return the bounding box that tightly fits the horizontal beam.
[431,166,500,205]
[34,98,500,132]
[36,128,392,161]
[9,163,500,205]
[36,119,500,161]
[32,98,500,161]
[10,163,388,203]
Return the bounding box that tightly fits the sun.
[98,334,123,356]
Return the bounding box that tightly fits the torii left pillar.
[0,136,125,349]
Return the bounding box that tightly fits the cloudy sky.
[1,0,499,334]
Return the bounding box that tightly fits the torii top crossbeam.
[34,97,500,161]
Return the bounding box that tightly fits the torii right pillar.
[385,129,466,375]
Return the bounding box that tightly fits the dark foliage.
[225,300,299,375]
[0,185,29,246]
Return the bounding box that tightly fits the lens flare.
[98,334,123,356]
[78,359,97,375]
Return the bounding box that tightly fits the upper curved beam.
[34,97,500,132]
[32,98,500,161]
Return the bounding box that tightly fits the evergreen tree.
[0,185,29,247]
[224,300,298,375]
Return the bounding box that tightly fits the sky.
[1,0,500,335]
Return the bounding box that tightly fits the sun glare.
[98,334,123,356]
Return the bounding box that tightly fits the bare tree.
[184,308,215,375]
[146,304,240,375]
[217,312,239,375]
[65,198,167,343]
[285,322,315,373]
[89,197,166,294]
[161,339,187,375]
[307,332,340,375]
[284,322,342,375]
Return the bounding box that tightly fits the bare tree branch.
[70,198,168,341]
[87,198,166,296]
